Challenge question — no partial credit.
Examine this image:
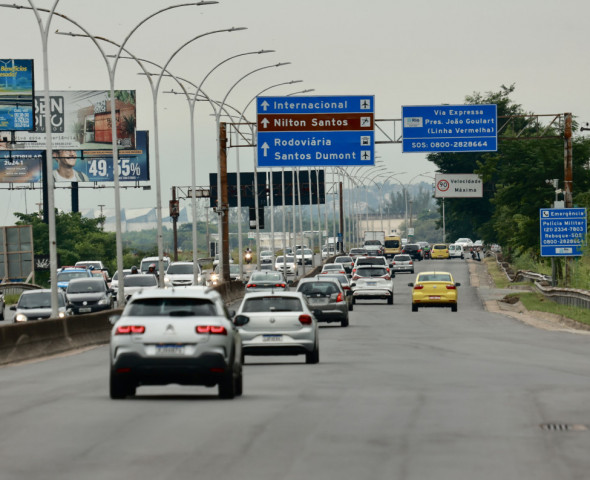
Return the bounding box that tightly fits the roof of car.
[128,285,220,301]
[298,277,341,285]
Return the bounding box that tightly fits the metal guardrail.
[488,251,590,309]
[0,282,43,296]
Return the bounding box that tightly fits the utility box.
[0,225,34,282]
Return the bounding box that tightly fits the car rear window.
[356,267,387,277]
[418,274,452,282]
[394,255,411,262]
[433,244,447,250]
[298,282,340,295]
[241,296,303,312]
[356,258,385,265]
[127,297,217,317]
[250,272,282,282]
[125,275,158,287]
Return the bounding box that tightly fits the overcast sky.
[1,0,589,225]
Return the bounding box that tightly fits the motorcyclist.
[147,263,159,278]
[244,247,252,264]
[130,265,138,274]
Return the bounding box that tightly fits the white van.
[140,256,171,274]
[448,244,464,259]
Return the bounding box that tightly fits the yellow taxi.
[408,271,460,312]
[430,243,450,259]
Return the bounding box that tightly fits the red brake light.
[413,284,424,290]
[409,260,413,264]
[383,275,391,280]
[196,325,227,335]
[446,285,456,290]
[247,283,256,288]
[116,325,145,335]
[299,314,313,325]
[275,283,286,288]
[336,292,343,302]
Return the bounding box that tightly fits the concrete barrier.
[0,309,121,366]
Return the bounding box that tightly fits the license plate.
[262,335,283,342]
[79,307,92,313]
[308,297,328,305]
[429,296,441,300]
[156,344,186,355]
[367,281,377,286]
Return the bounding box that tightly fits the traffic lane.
[3,271,590,478]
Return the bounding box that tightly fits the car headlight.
[98,298,109,305]
[15,313,27,322]
[58,311,66,318]
[164,276,170,283]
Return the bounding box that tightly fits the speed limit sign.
[437,179,450,192]
[434,173,483,198]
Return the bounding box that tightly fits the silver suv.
[109,287,243,399]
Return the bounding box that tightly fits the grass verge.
[507,292,590,326]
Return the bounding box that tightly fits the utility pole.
[339,181,344,253]
[564,113,573,286]
[98,204,106,231]
[169,187,179,261]
[219,122,230,282]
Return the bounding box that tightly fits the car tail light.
[413,284,424,290]
[246,283,256,288]
[342,285,350,290]
[115,325,145,335]
[196,325,227,335]
[446,285,456,290]
[335,292,343,302]
[392,261,396,265]
[383,275,391,280]
[409,260,413,264]
[299,314,313,325]
[275,283,286,288]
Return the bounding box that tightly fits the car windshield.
[125,275,158,287]
[241,296,303,312]
[67,280,105,293]
[418,273,452,282]
[167,264,196,275]
[250,272,283,282]
[276,256,294,263]
[140,260,169,273]
[335,257,352,263]
[126,297,217,317]
[57,271,88,282]
[19,292,65,308]
[260,251,273,257]
[364,240,381,245]
[298,282,340,295]
[356,267,387,277]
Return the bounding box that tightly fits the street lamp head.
[257,49,275,54]
[196,1,220,5]
[275,62,291,67]
[228,26,248,32]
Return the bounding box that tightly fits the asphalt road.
[2,258,590,480]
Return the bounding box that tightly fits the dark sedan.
[66,277,114,314]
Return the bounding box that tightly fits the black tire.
[387,293,394,305]
[341,316,349,327]
[218,368,236,399]
[235,368,243,397]
[110,370,135,399]
[412,304,418,312]
[451,304,458,312]
[306,346,320,364]
[410,269,414,274]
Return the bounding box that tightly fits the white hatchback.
[448,244,464,259]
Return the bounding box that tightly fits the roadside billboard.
[0,59,35,132]
[434,173,483,198]
[0,130,149,183]
[0,90,136,150]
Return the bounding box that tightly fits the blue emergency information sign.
[540,208,587,257]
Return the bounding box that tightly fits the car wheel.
[410,269,414,274]
[412,304,418,312]
[452,304,458,312]
[387,293,394,305]
[341,316,349,327]
[218,368,236,399]
[306,345,320,364]
[109,370,135,399]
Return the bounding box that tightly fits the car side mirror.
[10,305,16,311]
[109,314,121,325]
[455,282,461,287]
[407,283,414,287]
[234,314,249,327]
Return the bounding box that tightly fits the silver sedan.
[234,291,319,364]
[109,287,243,399]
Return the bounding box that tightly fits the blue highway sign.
[539,208,587,257]
[257,95,375,167]
[402,104,497,153]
